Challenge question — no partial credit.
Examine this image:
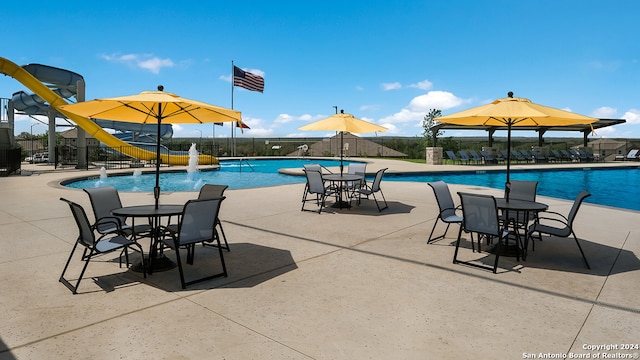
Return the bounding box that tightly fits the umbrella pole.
[505,121,512,201]
[340,131,344,176]
[154,107,162,209]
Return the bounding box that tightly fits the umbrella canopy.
[59,85,242,208]
[298,110,387,174]
[436,92,596,199]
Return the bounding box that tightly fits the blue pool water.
[63,159,640,212]
[384,167,640,212]
[64,159,353,192]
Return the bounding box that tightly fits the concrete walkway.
[1,159,639,359]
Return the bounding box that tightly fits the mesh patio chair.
[454,192,510,273]
[345,162,367,198]
[354,168,388,212]
[162,198,228,289]
[427,181,463,244]
[525,190,591,269]
[59,198,146,294]
[301,169,337,213]
[502,180,538,224]
[84,186,152,239]
[197,184,230,251]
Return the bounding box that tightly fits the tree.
[422,109,442,147]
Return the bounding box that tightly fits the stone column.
[426,147,443,165]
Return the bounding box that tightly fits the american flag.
[233,66,264,93]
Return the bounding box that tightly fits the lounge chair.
[354,168,388,212]
[551,149,568,162]
[625,149,639,161]
[569,149,585,162]
[510,149,528,163]
[59,198,146,294]
[530,150,548,163]
[162,198,228,289]
[519,149,534,162]
[301,169,337,213]
[560,149,577,162]
[479,150,497,164]
[445,150,461,164]
[467,150,483,164]
[427,181,463,243]
[454,192,510,273]
[578,149,595,162]
[525,190,591,269]
[457,150,472,165]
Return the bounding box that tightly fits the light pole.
[30,123,43,158]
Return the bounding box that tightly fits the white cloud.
[622,109,640,124]
[381,82,401,91]
[274,113,322,124]
[591,106,617,118]
[100,53,174,74]
[408,79,433,90]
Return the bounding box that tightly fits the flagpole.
[231,60,235,156]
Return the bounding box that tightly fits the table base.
[331,200,352,209]
[131,254,177,273]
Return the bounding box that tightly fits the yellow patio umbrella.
[298,110,388,174]
[59,86,242,208]
[436,92,596,199]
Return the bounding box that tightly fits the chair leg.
[572,231,590,269]
[427,219,451,244]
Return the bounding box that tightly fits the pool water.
[64,160,640,212]
[64,159,352,192]
[384,167,640,212]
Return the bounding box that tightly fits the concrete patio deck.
[1,159,639,359]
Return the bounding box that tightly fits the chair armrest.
[533,211,569,227]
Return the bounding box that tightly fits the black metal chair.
[162,198,228,289]
[197,184,230,251]
[427,181,463,244]
[525,190,591,269]
[301,169,337,213]
[59,198,146,294]
[355,168,388,212]
[84,186,152,239]
[454,192,510,273]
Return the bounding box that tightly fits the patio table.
[495,198,548,260]
[112,204,184,274]
[323,173,364,209]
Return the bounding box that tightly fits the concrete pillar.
[76,79,87,169]
[426,147,443,165]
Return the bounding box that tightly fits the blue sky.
[2,0,640,141]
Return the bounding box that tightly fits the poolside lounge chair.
[551,149,568,162]
[83,186,152,239]
[569,149,585,162]
[445,150,461,164]
[479,150,497,164]
[624,149,639,161]
[162,198,228,289]
[530,150,549,163]
[468,150,484,164]
[457,150,473,165]
[301,169,337,213]
[560,149,577,162]
[355,168,388,212]
[59,198,146,294]
[454,192,510,274]
[510,150,528,163]
[427,181,463,243]
[519,149,535,162]
[525,190,591,269]
[578,149,595,162]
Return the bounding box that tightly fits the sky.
[2,0,640,142]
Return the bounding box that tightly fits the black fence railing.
[0,148,22,176]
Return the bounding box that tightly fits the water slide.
[0,57,217,165]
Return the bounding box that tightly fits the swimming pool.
[63,159,354,192]
[63,160,640,212]
[384,167,640,212]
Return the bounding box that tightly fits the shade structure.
[436,92,596,199]
[298,110,387,174]
[59,86,242,208]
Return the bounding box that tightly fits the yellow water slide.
[0,57,217,165]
